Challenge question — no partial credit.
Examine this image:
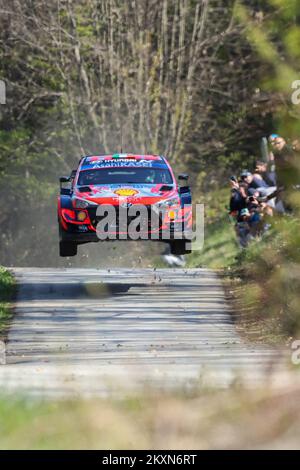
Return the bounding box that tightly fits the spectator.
[240,170,278,210]
[254,160,276,186]
[269,134,287,153]
[228,133,299,249]
[268,133,300,210]
[240,170,268,192]
[247,193,273,219]
[246,194,260,213]
[229,177,247,215]
[235,208,260,248]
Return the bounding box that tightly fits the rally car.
[57,154,192,257]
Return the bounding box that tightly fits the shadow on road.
[17,282,136,300]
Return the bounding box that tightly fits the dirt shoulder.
[222,269,290,346]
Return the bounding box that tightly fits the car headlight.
[73,197,97,209]
[155,197,179,209]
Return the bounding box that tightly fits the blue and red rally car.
[57,154,192,257]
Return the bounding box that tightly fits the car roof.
[84,154,164,162]
[79,154,170,171]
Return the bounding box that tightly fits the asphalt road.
[0,268,284,397]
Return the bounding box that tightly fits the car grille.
[90,205,162,232]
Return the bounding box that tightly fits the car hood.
[74,183,178,205]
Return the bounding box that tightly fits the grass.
[0,384,300,449]
[229,213,300,340]
[187,187,239,269]
[186,187,300,343]
[188,216,238,269]
[0,267,15,340]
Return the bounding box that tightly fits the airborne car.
[57,154,192,257]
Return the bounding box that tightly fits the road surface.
[0,268,284,397]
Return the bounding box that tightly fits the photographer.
[268,134,300,212]
[229,176,247,215]
[240,170,278,211]
[254,160,276,187]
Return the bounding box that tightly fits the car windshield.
[78,167,173,185]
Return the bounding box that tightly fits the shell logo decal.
[114,188,138,197]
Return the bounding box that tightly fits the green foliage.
[0,268,15,336]
[188,216,238,269]
[188,188,239,269]
[232,215,300,336]
[230,0,300,338]
[0,0,299,268]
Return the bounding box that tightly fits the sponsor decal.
[86,160,154,169]
[114,188,139,197]
[91,186,110,193]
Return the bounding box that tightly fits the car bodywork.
[57,154,192,256]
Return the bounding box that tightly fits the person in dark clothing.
[240,170,277,212]
[229,177,247,214]
[268,134,300,212]
[254,160,277,186]
[246,195,260,213]
[235,207,264,247]
[240,170,270,192]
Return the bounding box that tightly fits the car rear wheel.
[59,241,78,257]
[169,240,191,255]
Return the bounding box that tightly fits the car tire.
[59,241,78,257]
[169,240,191,255]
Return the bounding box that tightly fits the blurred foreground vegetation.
[1,383,300,449]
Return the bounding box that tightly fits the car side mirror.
[59,176,71,183]
[178,173,189,182]
[59,176,72,195]
[178,174,190,195]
